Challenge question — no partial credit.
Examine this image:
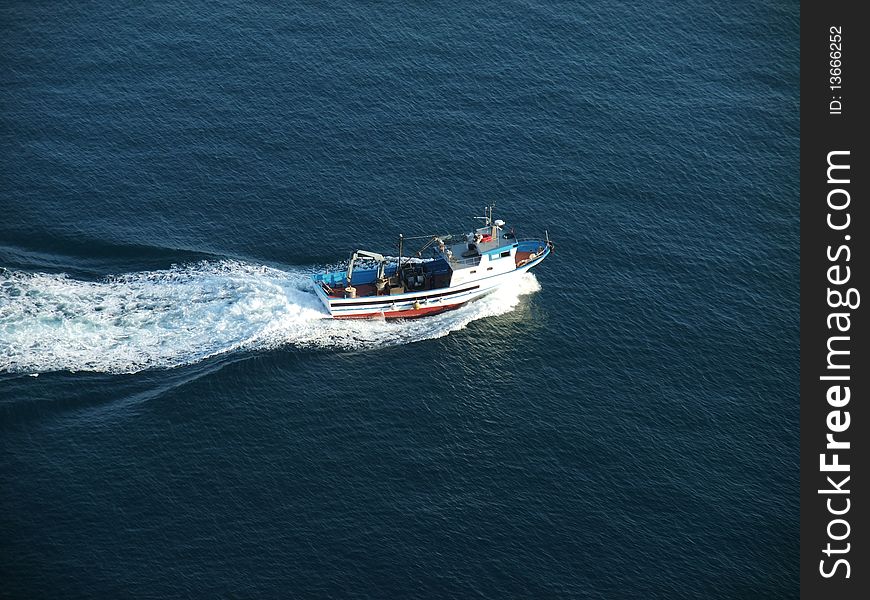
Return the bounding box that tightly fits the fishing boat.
[312,206,553,319]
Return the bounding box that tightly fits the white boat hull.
[314,248,549,319]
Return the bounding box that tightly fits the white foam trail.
[0,261,540,374]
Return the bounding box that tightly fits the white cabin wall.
[448,246,517,286]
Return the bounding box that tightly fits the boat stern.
[311,272,340,317]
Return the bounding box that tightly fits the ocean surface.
[1,1,798,598]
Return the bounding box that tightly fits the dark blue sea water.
[1,1,798,597]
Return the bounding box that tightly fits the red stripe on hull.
[332,303,464,319]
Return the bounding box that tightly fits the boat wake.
[0,261,541,374]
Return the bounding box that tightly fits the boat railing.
[445,254,481,268]
[444,237,548,267]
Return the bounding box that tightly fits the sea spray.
[0,261,540,374]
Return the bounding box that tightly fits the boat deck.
[327,273,452,299]
[324,251,540,299]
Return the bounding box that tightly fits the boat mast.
[398,233,404,275]
[475,204,495,228]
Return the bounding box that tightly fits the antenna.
[398,233,404,271]
[473,203,495,226]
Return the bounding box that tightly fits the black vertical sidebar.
[800,1,867,598]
